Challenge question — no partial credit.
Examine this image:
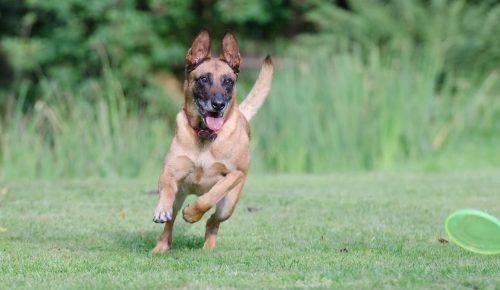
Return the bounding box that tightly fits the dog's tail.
[239,55,274,121]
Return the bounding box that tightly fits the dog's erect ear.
[186,30,211,70]
[220,31,240,72]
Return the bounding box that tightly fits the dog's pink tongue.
[205,116,224,131]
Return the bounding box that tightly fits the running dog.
[152,30,273,253]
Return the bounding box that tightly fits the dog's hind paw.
[153,206,172,223]
[152,242,170,254]
[182,203,204,223]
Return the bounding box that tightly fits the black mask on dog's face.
[193,72,234,114]
[189,65,236,131]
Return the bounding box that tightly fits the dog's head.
[184,30,240,132]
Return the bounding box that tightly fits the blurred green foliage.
[0,0,499,178]
[1,0,498,109]
[0,0,311,111]
[299,0,500,80]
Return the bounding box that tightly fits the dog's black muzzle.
[210,94,227,112]
[194,94,228,118]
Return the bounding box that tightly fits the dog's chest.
[181,149,234,194]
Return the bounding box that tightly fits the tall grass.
[248,0,500,173]
[1,48,499,179]
[250,47,500,172]
[1,48,498,179]
[0,65,172,180]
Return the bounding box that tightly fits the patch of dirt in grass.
[246,207,262,213]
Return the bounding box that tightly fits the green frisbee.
[445,209,500,255]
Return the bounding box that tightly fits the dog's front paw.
[182,203,204,223]
[153,205,172,223]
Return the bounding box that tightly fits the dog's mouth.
[195,101,225,131]
[195,98,225,132]
[204,114,224,131]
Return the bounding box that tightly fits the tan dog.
[152,30,273,253]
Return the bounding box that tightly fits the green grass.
[1,172,499,289]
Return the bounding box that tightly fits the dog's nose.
[211,94,226,111]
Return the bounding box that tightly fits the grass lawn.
[1,172,499,289]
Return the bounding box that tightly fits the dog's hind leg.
[203,181,244,249]
[182,170,244,223]
[152,192,187,253]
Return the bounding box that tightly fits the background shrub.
[0,0,499,179]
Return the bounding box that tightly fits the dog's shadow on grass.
[110,226,205,253]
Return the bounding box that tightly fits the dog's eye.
[198,75,209,84]
[222,78,234,87]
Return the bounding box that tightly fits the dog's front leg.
[153,168,178,224]
[152,168,182,254]
[182,170,244,223]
